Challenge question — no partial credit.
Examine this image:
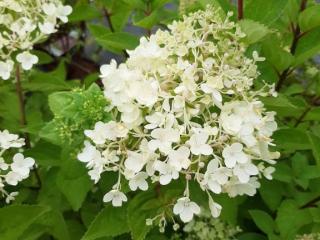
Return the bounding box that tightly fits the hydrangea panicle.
[78,6,279,225]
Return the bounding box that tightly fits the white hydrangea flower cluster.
[0,130,35,203]
[78,7,279,223]
[0,0,72,80]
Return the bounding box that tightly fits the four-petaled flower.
[173,197,201,222]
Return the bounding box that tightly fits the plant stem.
[237,0,243,20]
[276,0,308,91]
[15,65,30,148]
[15,65,42,188]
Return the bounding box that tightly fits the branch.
[237,0,244,20]
[276,0,308,91]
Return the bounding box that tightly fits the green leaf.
[299,5,320,32]
[274,128,310,151]
[239,20,271,44]
[249,210,275,235]
[0,205,49,240]
[308,133,320,168]
[294,27,320,66]
[31,50,54,65]
[95,32,139,53]
[22,210,70,240]
[262,39,294,72]
[244,0,289,26]
[57,159,93,211]
[259,180,283,211]
[276,200,312,239]
[128,191,163,240]
[69,4,101,22]
[82,205,129,240]
[238,233,268,240]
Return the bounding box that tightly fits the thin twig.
[237,0,243,20]
[276,0,308,91]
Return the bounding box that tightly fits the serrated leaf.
[82,205,129,240]
[239,20,271,44]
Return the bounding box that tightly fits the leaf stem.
[237,0,244,20]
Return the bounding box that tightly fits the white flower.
[222,143,249,168]
[225,177,260,197]
[168,146,191,171]
[148,128,180,154]
[88,167,104,183]
[56,5,73,23]
[154,161,179,185]
[187,132,212,155]
[145,112,165,129]
[128,172,148,191]
[0,130,25,149]
[103,189,127,207]
[77,141,103,167]
[233,162,259,183]
[0,60,14,80]
[124,151,146,173]
[10,153,35,177]
[39,21,56,34]
[208,196,222,218]
[5,192,18,204]
[173,197,200,223]
[85,121,128,144]
[203,159,231,193]
[261,166,275,180]
[16,51,39,70]
[5,171,23,186]
[130,79,159,107]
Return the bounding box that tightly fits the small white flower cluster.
[78,7,279,223]
[0,130,35,203]
[0,0,72,80]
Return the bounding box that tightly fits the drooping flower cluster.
[78,7,279,223]
[0,130,35,203]
[0,0,72,80]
